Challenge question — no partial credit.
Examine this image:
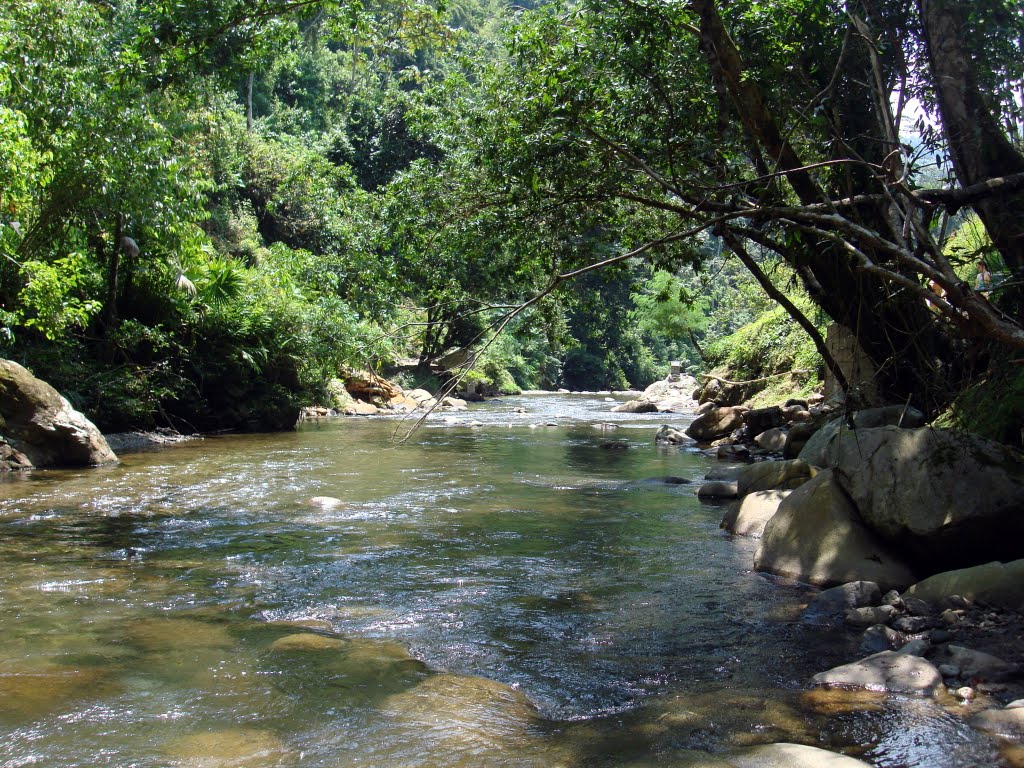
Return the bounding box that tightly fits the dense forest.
[1,0,1022,441]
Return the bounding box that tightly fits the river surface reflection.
[0,394,1004,766]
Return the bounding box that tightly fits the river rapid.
[0,394,1005,767]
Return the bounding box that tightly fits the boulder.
[654,424,688,444]
[389,395,423,411]
[685,406,746,442]
[860,624,905,654]
[801,580,881,626]
[844,605,897,628]
[697,480,739,499]
[695,375,745,406]
[783,422,819,459]
[781,404,812,422]
[970,706,1024,738]
[344,369,403,400]
[810,650,943,696]
[904,559,1024,612]
[822,426,1024,568]
[754,471,918,590]
[743,406,785,434]
[754,427,788,452]
[0,359,117,468]
[440,396,468,410]
[0,438,32,471]
[798,405,926,467]
[326,378,356,410]
[344,400,380,416]
[729,743,875,768]
[736,459,813,495]
[938,645,1020,682]
[637,377,699,412]
[720,490,791,538]
[717,444,751,461]
[406,388,435,405]
[611,400,658,414]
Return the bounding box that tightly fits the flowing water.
[0,394,1007,767]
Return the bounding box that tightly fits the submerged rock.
[382,673,542,759]
[269,633,347,652]
[162,727,295,767]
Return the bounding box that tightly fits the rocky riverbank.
[643,372,1024,764]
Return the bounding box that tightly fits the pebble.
[940,608,960,625]
[957,686,976,701]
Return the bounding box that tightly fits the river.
[0,393,1004,767]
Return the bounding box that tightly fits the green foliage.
[935,348,1024,448]
[705,297,823,404]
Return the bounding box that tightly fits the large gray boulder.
[0,359,117,468]
[798,405,925,468]
[810,650,943,696]
[685,406,746,442]
[823,426,1024,568]
[754,471,918,590]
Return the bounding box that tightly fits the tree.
[400,0,1024,413]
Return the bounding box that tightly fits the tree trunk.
[692,0,959,412]
[918,0,1024,272]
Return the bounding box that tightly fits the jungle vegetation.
[1,0,1021,439]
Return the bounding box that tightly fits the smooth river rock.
[904,559,1024,611]
[754,471,918,590]
[736,459,813,495]
[0,358,117,468]
[811,650,943,696]
[970,706,1024,738]
[685,406,746,442]
[797,405,926,468]
[720,490,791,538]
[728,743,874,768]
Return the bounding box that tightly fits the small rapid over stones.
[0,394,1011,767]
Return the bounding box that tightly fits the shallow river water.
[0,394,1007,767]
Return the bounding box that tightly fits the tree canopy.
[1,0,1022,432]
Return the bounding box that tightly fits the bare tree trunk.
[918,0,1024,271]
